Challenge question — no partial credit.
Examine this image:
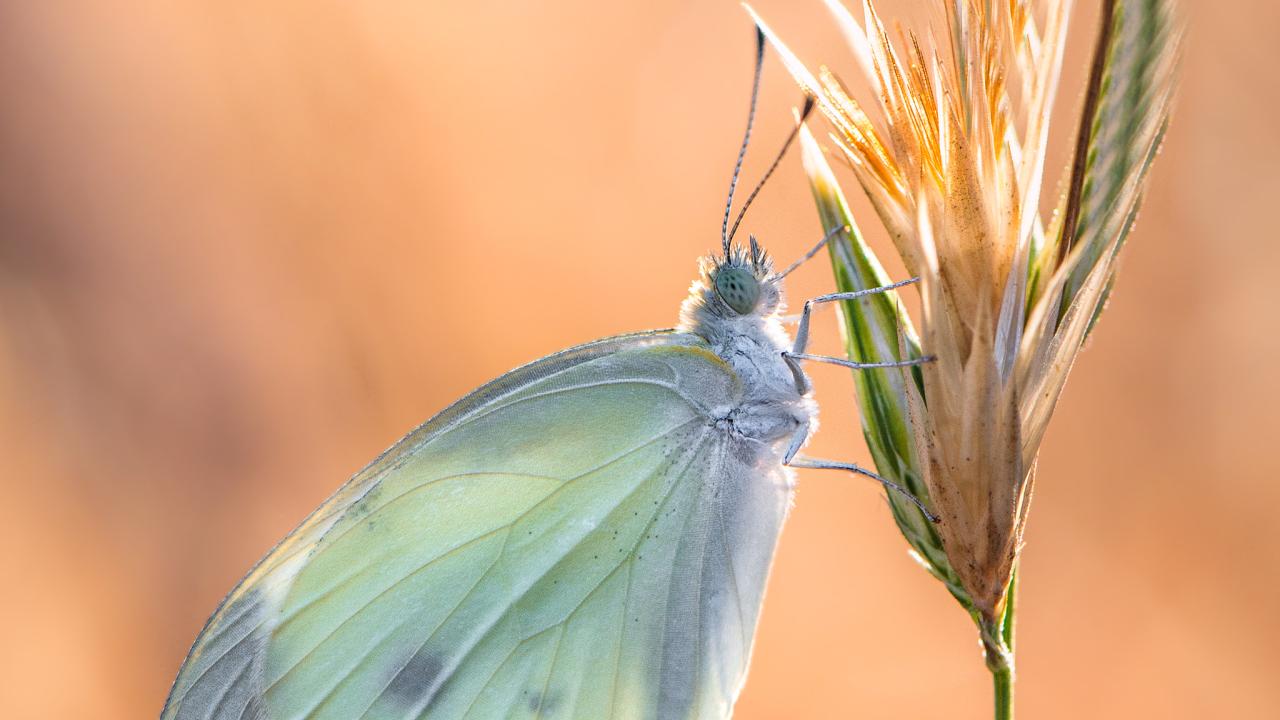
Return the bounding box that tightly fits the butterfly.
[161,30,933,720]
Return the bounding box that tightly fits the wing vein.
[427,424,715,718]
[204,654,255,720]
[185,590,261,669]
[532,625,566,718]
[605,558,633,719]
[713,441,750,658]
[272,526,510,711]
[628,428,724,717]
[454,625,559,720]
[349,528,514,720]
[458,378,702,432]
[175,608,268,711]
[530,425,713,634]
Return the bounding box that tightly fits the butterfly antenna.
[726,95,815,244]
[722,28,766,259]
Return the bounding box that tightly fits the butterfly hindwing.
[162,331,792,720]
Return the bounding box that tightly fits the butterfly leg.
[781,277,926,395]
[778,421,935,522]
[791,277,921,356]
[782,419,811,465]
[786,454,939,523]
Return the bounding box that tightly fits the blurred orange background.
[1,1,1276,718]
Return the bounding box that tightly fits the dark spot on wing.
[385,648,444,707]
[527,689,561,716]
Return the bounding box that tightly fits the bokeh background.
[1,1,1276,718]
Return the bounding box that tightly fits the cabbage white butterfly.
[161,31,931,720]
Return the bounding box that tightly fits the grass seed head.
[751,0,1180,621]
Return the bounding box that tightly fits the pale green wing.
[162,331,793,720]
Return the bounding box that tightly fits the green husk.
[799,123,974,611]
[1051,0,1181,326]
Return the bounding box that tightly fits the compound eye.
[714,267,760,315]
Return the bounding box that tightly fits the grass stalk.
[983,569,1018,720]
[991,662,1014,720]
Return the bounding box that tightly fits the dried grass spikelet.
[749,0,1180,633]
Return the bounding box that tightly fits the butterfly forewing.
[163,332,792,720]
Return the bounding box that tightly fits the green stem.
[980,620,1015,720]
[983,568,1019,720]
[991,655,1014,720]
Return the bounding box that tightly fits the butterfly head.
[678,238,786,344]
[705,236,783,318]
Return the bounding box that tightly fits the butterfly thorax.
[678,250,816,449]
